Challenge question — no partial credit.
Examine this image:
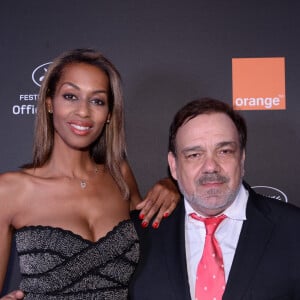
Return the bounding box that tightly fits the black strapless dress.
[15,220,139,299]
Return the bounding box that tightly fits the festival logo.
[252,185,288,202]
[32,62,52,87]
[232,57,286,110]
[12,61,52,116]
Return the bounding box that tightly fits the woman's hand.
[121,160,181,229]
[0,290,24,299]
[136,177,180,229]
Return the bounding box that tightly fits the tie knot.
[190,213,226,235]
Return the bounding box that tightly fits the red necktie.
[190,213,226,300]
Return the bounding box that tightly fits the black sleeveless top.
[15,220,139,299]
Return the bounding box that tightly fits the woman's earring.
[106,119,110,124]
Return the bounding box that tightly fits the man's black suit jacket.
[130,185,300,300]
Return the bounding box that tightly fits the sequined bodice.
[15,220,139,299]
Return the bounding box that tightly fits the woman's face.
[47,62,110,150]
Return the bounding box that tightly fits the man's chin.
[204,187,225,196]
[195,195,229,210]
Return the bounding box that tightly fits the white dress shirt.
[184,184,248,299]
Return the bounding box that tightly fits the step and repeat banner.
[1,0,299,294]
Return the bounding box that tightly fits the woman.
[0,49,178,299]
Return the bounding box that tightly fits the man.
[130,97,300,299]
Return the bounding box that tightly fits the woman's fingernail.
[139,213,145,220]
[152,222,159,229]
[141,221,148,228]
[163,212,169,218]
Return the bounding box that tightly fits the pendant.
[80,180,87,189]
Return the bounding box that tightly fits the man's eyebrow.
[181,141,238,153]
[181,145,204,153]
[216,141,238,148]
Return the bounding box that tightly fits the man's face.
[168,112,245,216]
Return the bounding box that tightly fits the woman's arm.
[0,225,13,294]
[120,160,143,210]
[0,174,17,294]
[0,173,25,298]
[0,227,23,299]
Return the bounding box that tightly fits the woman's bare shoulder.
[0,169,35,197]
[0,170,31,224]
[0,169,31,182]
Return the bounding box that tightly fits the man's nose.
[201,155,221,173]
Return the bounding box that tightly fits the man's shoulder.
[247,186,300,223]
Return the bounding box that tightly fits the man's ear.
[168,152,178,181]
[241,149,246,177]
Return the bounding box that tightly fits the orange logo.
[232,57,286,110]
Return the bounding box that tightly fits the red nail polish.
[152,222,159,229]
[139,213,145,220]
[141,221,148,228]
[163,212,169,218]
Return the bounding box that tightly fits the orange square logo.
[232,57,286,110]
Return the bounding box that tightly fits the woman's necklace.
[79,166,99,189]
[80,180,87,189]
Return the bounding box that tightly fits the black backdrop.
[0,0,299,293]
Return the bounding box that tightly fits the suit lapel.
[223,189,275,300]
[162,200,192,300]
